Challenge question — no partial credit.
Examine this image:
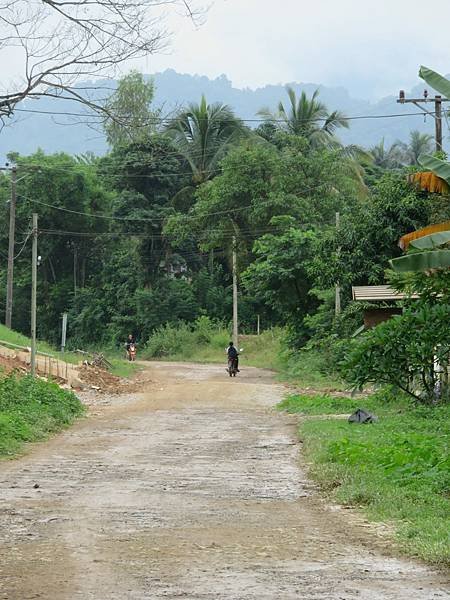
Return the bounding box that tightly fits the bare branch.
[0,0,202,121]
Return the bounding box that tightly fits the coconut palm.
[258,86,349,147]
[405,130,433,165]
[369,138,406,169]
[165,95,246,185]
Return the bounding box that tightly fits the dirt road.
[0,362,448,599]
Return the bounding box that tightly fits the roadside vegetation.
[0,374,84,458]
[279,391,450,566]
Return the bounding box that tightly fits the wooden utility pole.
[31,213,38,377]
[335,212,341,316]
[397,90,449,152]
[232,236,238,347]
[435,96,443,152]
[5,166,16,328]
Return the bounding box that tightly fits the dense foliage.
[0,75,443,371]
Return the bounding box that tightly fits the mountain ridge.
[0,69,444,160]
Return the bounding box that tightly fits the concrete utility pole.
[397,90,450,152]
[61,313,68,353]
[335,212,341,316]
[31,213,38,377]
[4,166,16,328]
[232,236,238,347]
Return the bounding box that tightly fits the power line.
[12,106,438,123]
[20,180,329,223]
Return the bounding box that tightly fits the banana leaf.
[419,66,450,99]
[399,221,450,250]
[418,154,450,184]
[390,250,450,272]
[410,231,450,250]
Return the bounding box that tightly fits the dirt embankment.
[0,361,448,600]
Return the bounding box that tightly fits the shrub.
[342,304,450,404]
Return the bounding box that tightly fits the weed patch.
[0,374,84,458]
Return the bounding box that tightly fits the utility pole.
[232,236,238,347]
[31,213,38,377]
[5,166,16,328]
[397,90,449,152]
[335,212,341,316]
[61,313,68,353]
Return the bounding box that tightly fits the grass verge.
[279,391,450,567]
[0,373,85,458]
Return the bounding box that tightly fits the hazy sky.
[2,0,450,100]
[128,0,450,99]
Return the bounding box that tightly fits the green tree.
[258,87,349,147]
[103,71,156,147]
[405,130,434,166]
[165,95,246,185]
[369,138,406,169]
[0,151,113,342]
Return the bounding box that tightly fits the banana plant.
[408,67,450,193]
[419,66,450,98]
[390,231,450,272]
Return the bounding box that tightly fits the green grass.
[0,374,85,458]
[141,319,283,370]
[106,356,142,378]
[277,349,343,391]
[279,390,450,566]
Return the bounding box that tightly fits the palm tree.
[405,130,433,165]
[258,86,349,147]
[165,95,246,185]
[369,139,406,169]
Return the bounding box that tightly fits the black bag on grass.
[348,408,377,424]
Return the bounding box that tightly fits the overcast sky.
[2,0,450,101]
[127,0,450,100]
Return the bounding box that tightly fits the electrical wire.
[19,179,330,224]
[12,107,438,123]
[13,230,32,259]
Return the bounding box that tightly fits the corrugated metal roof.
[352,285,419,301]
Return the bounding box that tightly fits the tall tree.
[165,95,246,185]
[405,130,434,166]
[369,139,406,169]
[258,87,349,147]
[103,72,157,147]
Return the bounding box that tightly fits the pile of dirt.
[78,364,139,394]
[0,354,28,375]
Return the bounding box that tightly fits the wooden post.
[31,213,38,377]
[61,312,68,352]
[232,236,238,347]
[257,314,260,336]
[435,96,442,152]
[335,212,341,316]
[5,167,16,328]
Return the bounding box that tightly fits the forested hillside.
[0,70,443,159]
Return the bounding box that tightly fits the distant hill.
[0,69,444,160]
